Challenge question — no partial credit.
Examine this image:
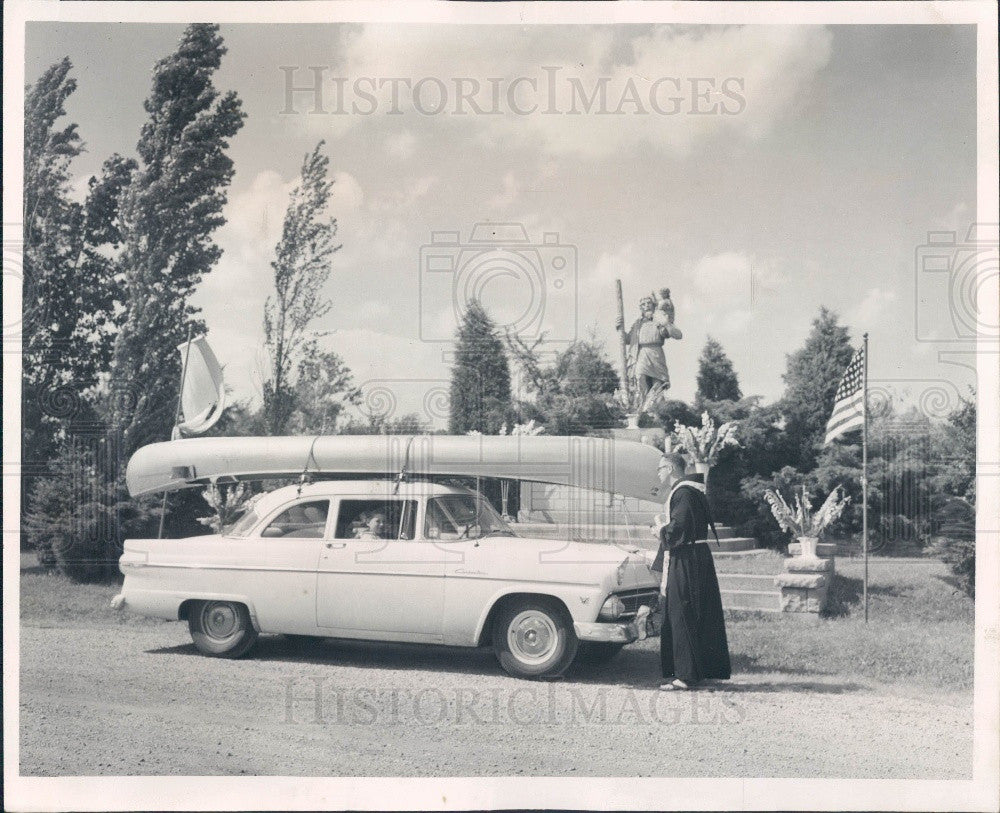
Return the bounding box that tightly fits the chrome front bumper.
[575,607,660,644]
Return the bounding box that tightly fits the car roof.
[249,478,476,517]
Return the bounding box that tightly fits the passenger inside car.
[335,499,417,540]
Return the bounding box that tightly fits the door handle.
[325,541,346,549]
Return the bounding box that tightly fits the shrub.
[23,436,157,582]
[928,496,975,597]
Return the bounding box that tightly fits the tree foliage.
[23,436,157,580]
[109,23,245,457]
[780,307,855,468]
[449,301,512,434]
[505,331,623,434]
[22,59,91,463]
[286,339,360,435]
[696,336,742,404]
[25,26,245,576]
[263,140,341,434]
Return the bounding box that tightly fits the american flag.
[824,346,866,445]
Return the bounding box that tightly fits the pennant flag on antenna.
[175,335,226,436]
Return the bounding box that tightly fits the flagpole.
[158,326,194,539]
[862,332,869,624]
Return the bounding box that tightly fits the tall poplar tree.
[22,58,86,462]
[110,23,245,457]
[262,140,341,434]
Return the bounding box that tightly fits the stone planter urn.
[796,535,820,559]
[693,461,711,476]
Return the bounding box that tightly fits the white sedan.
[115,479,660,678]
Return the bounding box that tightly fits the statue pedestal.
[775,556,835,622]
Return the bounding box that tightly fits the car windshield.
[424,494,516,540]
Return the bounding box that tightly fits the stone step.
[514,525,760,554]
[717,573,779,592]
[714,548,778,559]
[720,589,782,612]
[513,521,743,543]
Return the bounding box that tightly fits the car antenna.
[297,435,321,497]
[394,434,416,495]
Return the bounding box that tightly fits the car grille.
[614,588,660,619]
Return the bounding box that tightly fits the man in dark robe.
[650,453,731,690]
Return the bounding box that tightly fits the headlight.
[598,595,626,621]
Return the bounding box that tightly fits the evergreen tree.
[696,336,742,403]
[263,140,341,434]
[110,23,245,456]
[449,300,511,433]
[780,307,855,468]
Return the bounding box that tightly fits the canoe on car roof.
[125,434,666,503]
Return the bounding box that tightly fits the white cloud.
[489,172,520,209]
[318,25,833,158]
[385,130,417,160]
[850,286,898,326]
[331,170,365,211]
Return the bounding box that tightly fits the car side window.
[424,498,461,540]
[260,500,329,539]
[334,499,418,540]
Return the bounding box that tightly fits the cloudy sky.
[26,23,978,426]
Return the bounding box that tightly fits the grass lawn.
[19,553,165,629]
[20,551,974,690]
[727,557,974,690]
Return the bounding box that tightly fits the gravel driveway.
[19,621,972,778]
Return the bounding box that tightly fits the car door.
[315,497,449,641]
[246,497,331,634]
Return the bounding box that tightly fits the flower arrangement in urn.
[670,411,740,473]
[764,485,851,558]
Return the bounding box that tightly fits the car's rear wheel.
[575,642,625,665]
[188,600,258,658]
[492,598,577,679]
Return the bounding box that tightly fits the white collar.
[668,478,705,501]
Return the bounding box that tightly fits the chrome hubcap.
[203,602,238,639]
[507,610,558,663]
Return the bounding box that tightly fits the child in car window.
[355,513,386,540]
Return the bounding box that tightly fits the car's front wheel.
[188,600,258,658]
[492,598,577,679]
